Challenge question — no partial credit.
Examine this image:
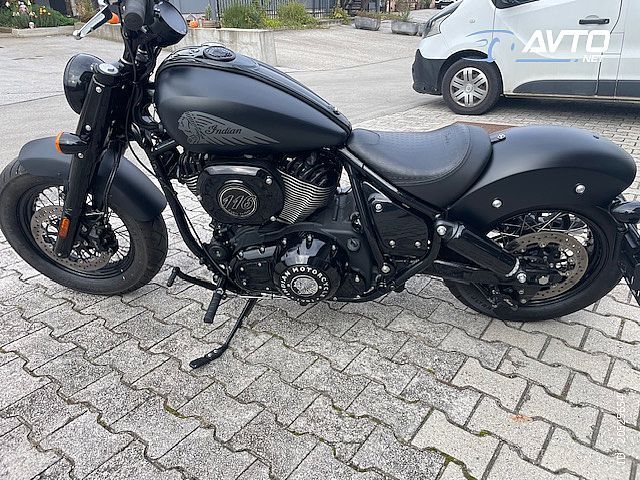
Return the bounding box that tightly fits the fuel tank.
[155,45,351,154]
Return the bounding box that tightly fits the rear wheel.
[445,207,621,321]
[442,59,502,115]
[0,159,168,295]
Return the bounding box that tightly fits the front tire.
[442,59,502,115]
[0,159,168,296]
[445,206,622,321]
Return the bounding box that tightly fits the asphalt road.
[0,23,432,168]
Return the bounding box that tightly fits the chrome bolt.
[575,184,586,195]
[492,198,503,209]
[520,299,527,304]
[196,195,202,201]
[414,241,422,248]
[331,245,337,251]
[516,272,527,284]
[77,153,84,158]
[237,251,244,258]
[270,216,276,222]
[538,275,550,285]
[306,234,313,242]
[84,125,91,132]
[354,275,360,283]
[265,176,273,185]
[282,238,287,245]
[259,246,265,253]
[95,86,102,93]
[374,203,383,213]
[239,266,244,272]
[381,264,391,274]
[436,225,448,236]
[257,262,262,267]
[389,240,396,248]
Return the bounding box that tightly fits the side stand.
[189,298,257,369]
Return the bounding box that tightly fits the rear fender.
[448,126,637,230]
[17,137,166,222]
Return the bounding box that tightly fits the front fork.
[54,64,123,258]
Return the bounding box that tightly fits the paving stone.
[129,287,192,320]
[567,373,640,426]
[210,327,272,360]
[297,327,364,370]
[85,440,182,480]
[352,425,444,480]
[51,289,105,312]
[299,302,358,336]
[558,310,621,338]
[348,382,430,441]
[608,359,640,394]
[149,329,215,370]
[2,289,66,320]
[112,397,199,459]
[80,297,146,328]
[294,358,369,410]
[597,413,640,461]
[596,296,640,322]
[468,397,551,461]
[340,301,403,328]
[0,274,34,304]
[0,358,50,410]
[161,427,256,480]
[520,385,598,443]
[289,442,383,480]
[0,415,21,436]
[342,317,408,359]
[230,411,317,479]
[31,305,95,336]
[245,337,316,382]
[134,358,212,408]
[584,329,640,370]
[542,338,610,383]
[542,428,632,480]
[2,383,85,441]
[0,311,44,346]
[40,411,132,479]
[112,312,180,349]
[453,358,527,410]
[499,348,571,395]
[386,312,450,348]
[290,395,376,448]
[412,409,499,478]
[33,459,74,480]
[0,351,20,367]
[0,424,59,480]
[427,303,491,337]
[236,460,271,480]
[482,321,547,357]
[95,339,168,383]
[380,292,441,321]
[34,349,111,396]
[520,320,586,348]
[62,319,128,358]
[402,370,480,426]
[392,338,465,382]
[238,369,316,426]
[487,444,578,480]
[180,382,262,441]
[252,310,317,347]
[162,302,225,339]
[621,320,640,343]
[3,327,75,370]
[440,328,507,370]
[343,347,417,395]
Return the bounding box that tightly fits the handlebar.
[122,0,149,31]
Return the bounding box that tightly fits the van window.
[493,0,538,8]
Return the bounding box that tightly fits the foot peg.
[204,288,224,324]
[190,299,257,369]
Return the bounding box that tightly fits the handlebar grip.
[123,0,148,31]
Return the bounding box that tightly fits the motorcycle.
[1,0,640,369]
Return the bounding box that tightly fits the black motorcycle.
[2,0,640,368]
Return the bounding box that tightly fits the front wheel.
[445,206,622,321]
[0,159,168,296]
[441,59,502,115]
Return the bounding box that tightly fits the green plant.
[355,10,381,19]
[203,3,212,20]
[396,0,411,21]
[0,1,74,28]
[331,6,350,24]
[220,2,266,28]
[276,1,316,27]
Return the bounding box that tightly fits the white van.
[413,0,639,114]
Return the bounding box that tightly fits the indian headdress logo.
[177,111,278,146]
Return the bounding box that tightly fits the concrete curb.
[0,25,75,37]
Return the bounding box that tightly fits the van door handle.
[579,17,610,25]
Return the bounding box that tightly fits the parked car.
[413,0,639,114]
[435,0,458,9]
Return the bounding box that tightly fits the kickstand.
[189,299,257,369]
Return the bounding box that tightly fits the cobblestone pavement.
[3,93,640,479]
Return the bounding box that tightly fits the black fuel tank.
[155,46,351,154]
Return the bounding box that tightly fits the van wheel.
[442,59,502,115]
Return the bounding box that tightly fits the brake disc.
[30,205,112,272]
[506,231,589,301]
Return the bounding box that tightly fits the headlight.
[63,53,103,114]
[422,3,459,38]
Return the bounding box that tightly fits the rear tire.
[445,206,621,321]
[0,159,168,296]
[442,59,502,115]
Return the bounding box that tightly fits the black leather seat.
[346,124,492,208]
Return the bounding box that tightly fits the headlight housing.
[63,53,103,114]
[422,3,459,38]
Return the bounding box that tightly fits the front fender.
[448,126,637,229]
[17,137,166,222]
